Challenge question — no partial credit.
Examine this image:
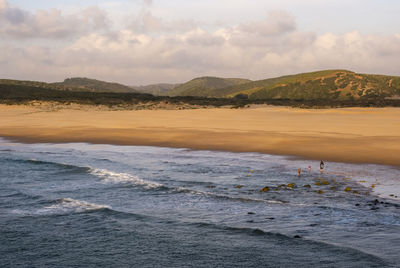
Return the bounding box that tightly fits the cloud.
[0,0,109,39]
[0,2,399,85]
[238,10,296,36]
[130,7,197,34]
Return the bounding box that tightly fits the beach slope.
[1,104,400,166]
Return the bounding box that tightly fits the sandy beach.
[1,103,400,166]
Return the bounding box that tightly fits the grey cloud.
[1,6,399,85]
[185,31,225,46]
[144,0,153,7]
[131,11,197,34]
[238,10,296,36]
[0,0,109,39]
[226,11,301,49]
[130,0,197,34]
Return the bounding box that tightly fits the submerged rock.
[287,183,295,188]
[261,186,270,192]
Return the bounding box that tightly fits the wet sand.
[1,103,400,166]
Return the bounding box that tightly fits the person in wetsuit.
[320,160,325,173]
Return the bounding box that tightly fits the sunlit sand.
[1,103,400,166]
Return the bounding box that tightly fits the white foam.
[37,198,110,214]
[174,187,287,204]
[9,198,110,216]
[326,164,400,200]
[90,168,163,189]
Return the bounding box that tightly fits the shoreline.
[1,104,400,167]
[1,130,400,167]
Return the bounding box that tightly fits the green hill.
[132,83,179,95]
[0,79,54,89]
[243,70,400,100]
[164,77,251,97]
[54,77,136,93]
[0,77,137,93]
[165,70,400,101]
[1,78,399,108]
[2,70,400,106]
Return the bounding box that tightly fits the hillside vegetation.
[0,83,255,108]
[0,77,136,93]
[163,70,400,101]
[132,83,179,95]
[164,77,251,97]
[54,77,137,93]
[1,70,400,108]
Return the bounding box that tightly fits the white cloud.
[238,10,296,36]
[0,1,399,85]
[0,0,109,39]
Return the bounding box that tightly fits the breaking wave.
[36,198,110,214]
[90,168,164,189]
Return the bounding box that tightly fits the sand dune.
[1,103,400,166]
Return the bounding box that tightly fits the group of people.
[298,160,325,176]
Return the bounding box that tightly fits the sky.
[1,0,399,85]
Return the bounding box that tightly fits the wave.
[0,190,42,200]
[189,221,387,265]
[173,187,288,204]
[0,149,14,152]
[89,168,165,189]
[90,168,288,205]
[10,198,110,217]
[4,158,91,173]
[36,198,110,215]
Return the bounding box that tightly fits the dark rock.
[248,212,255,215]
[355,203,360,206]
[294,235,301,238]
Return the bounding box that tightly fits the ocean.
[1,138,399,267]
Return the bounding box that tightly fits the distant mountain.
[164,70,400,100]
[53,77,137,93]
[1,75,400,108]
[164,77,252,97]
[132,83,179,95]
[2,70,400,101]
[0,79,53,89]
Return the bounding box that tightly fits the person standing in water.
[308,166,311,173]
[320,160,325,174]
[298,168,301,177]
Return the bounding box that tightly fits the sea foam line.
[174,187,287,204]
[11,198,110,216]
[90,168,164,189]
[41,198,110,213]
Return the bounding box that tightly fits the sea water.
[1,138,399,267]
